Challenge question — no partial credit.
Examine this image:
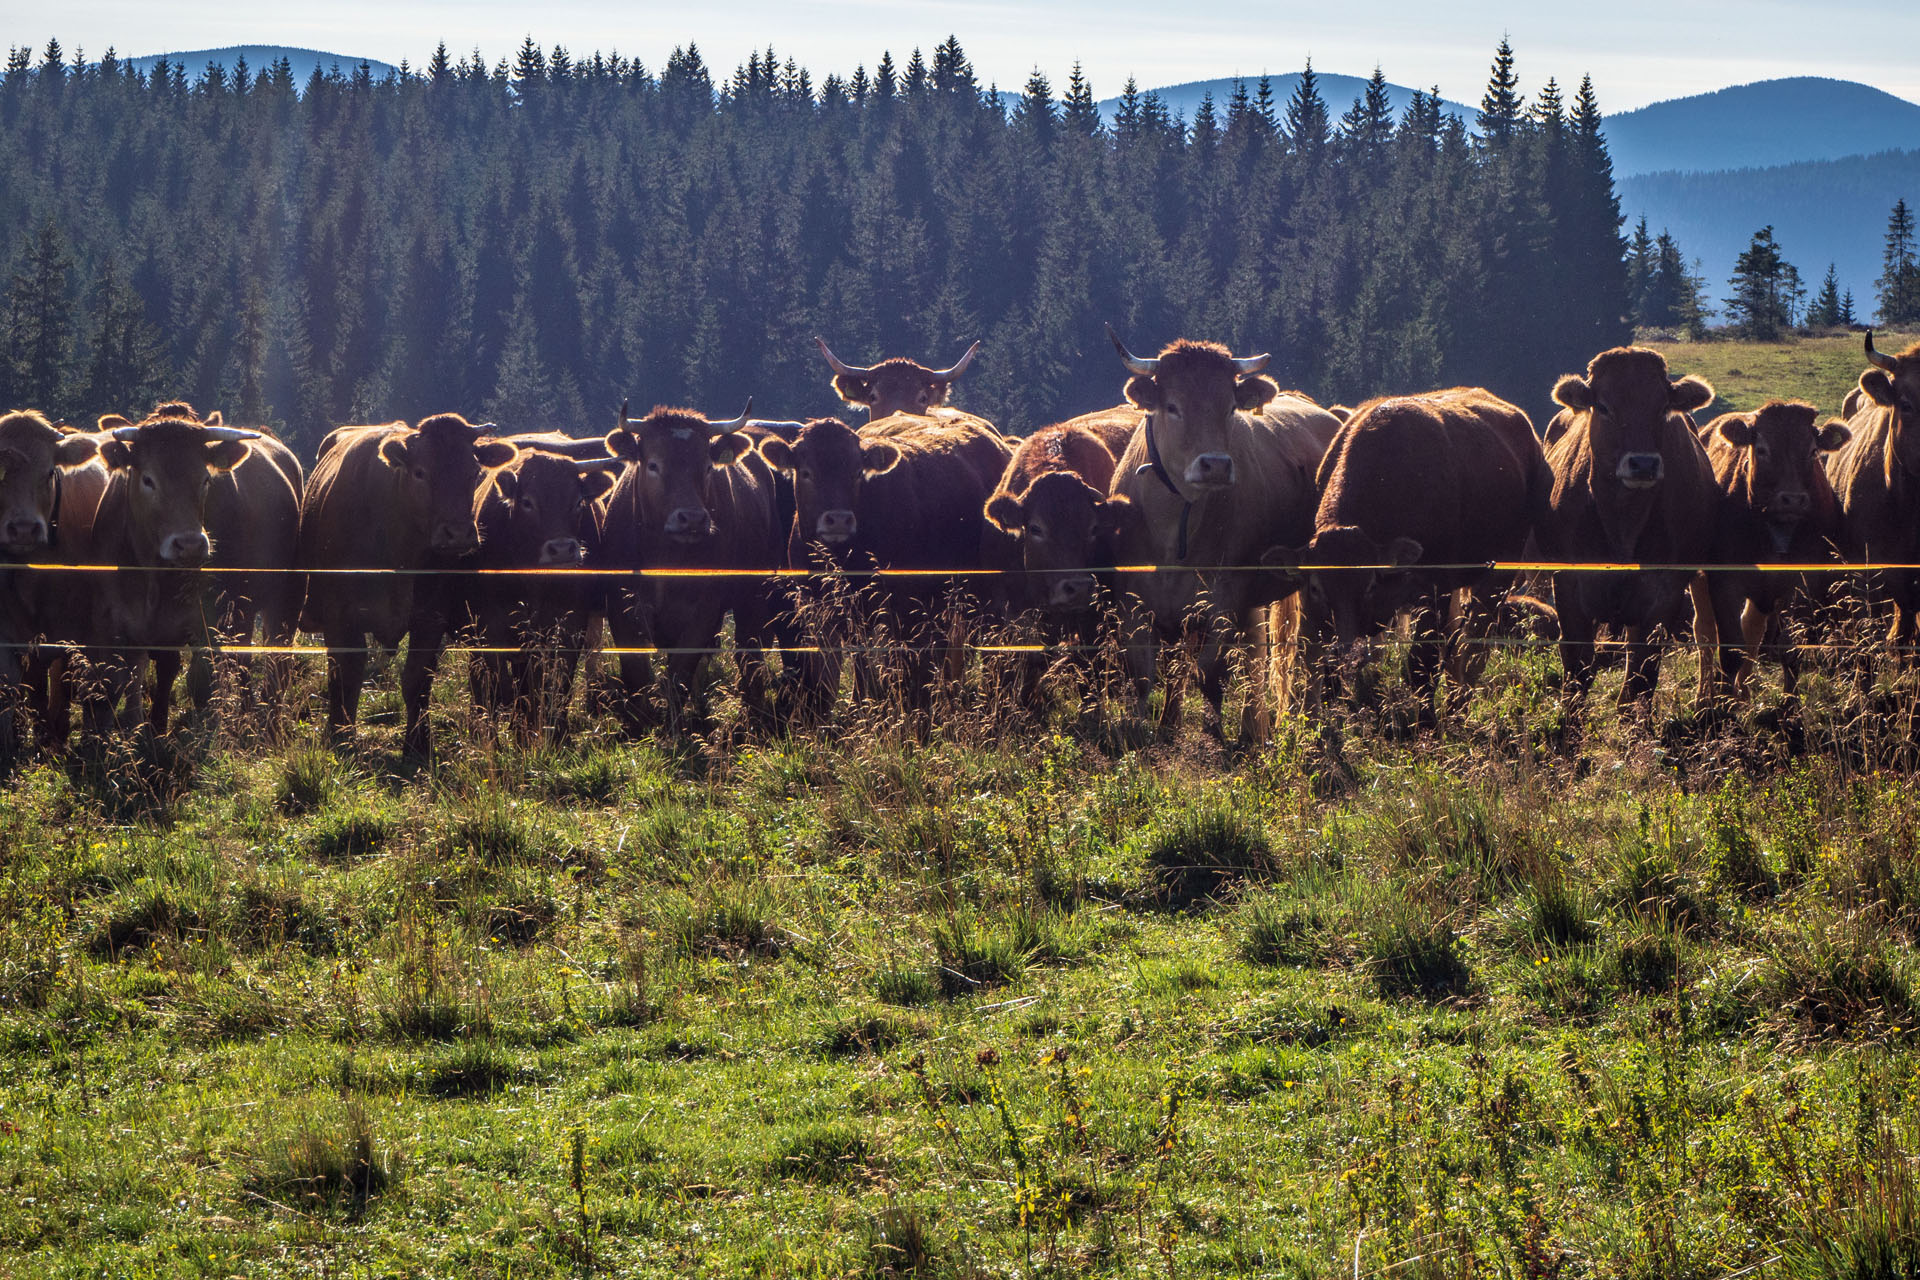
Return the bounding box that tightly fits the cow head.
[815,337,979,420]
[757,417,898,550]
[986,473,1131,612]
[1860,331,1920,473]
[1552,347,1714,491]
[1713,401,1849,553]
[1275,525,1425,650]
[0,411,99,558]
[98,417,260,566]
[603,400,756,544]
[1108,326,1277,492]
[379,413,517,555]
[484,449,621,566]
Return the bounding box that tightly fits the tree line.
[0,34,1631,454]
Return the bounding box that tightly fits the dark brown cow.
[50,416,262,737]
[1539,347,1719,702]
[1287,388,1549,713]
[298,414,518,751]
[0,411,100,753]
[1693,400,1849,700]
[597,402,781,730]
[1825,333,1920,654]
[983,411,1138,613]
[814,336,993,428]
[1104,329,1341,741]
[759,414,1012,719]
[463,449,620,735]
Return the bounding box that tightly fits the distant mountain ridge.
[125,46,398,86]
[1096,73,1472,128]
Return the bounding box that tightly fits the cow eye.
[411,466,428,482]
[1164,403,1181,417]
[1029,523,1048,541]
[798,468,813,483]
[140,473,156,491]
[518,496,536,512]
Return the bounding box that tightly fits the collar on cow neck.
[1136,413,1193,561]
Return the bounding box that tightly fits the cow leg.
[1620,626,1662,707]
[149,649,181,735]
[733,597,775,731]
[38,650,70,749]
[400,621,447,757]
[325,635,369,744]
[1238,602,1278,746]
[1554,574,1598,700]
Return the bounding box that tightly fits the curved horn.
[619,398,631,429]
[1868,331,1899,373]
[203,425,261,442]
[928,340,981,382]
[746,419,808,439]
[1106,324,1158,376]
[1231,352,1272,376]
[706,398,753,434]
[815,336,878,379]
[111,426,141,443]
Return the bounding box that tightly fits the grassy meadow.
[1645,327,1919,418]
[8,330,1920,1277]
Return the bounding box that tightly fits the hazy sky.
[25,0,1920,113]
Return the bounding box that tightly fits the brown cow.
[463,448,620,736]
[1825,332,1920,654]
[49,416,263,738]
[298,413,518,752]
[0,411,100,754]
[1104,328,1341,741]
[1286,388,1549,715]
[983,410,1139,613]
[759,413,1012,720]
[814,336,993,428]
[1539,347,1719,703]
[597,401,781,730]
[1693,400,1849,701]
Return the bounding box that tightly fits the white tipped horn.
[1868,331,1899,373]
[815,337,877,379]
[706,398,753,434]
[929,340,980,382]
[111,426,141,443]
[1231,353,1271,376]
[203,425,261,442]
[1106,324,1158,376]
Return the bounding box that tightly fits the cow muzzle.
[1,515,47,554]
[664,507,712,542]
[159,531,211,566]
[431,522,478,554]
[1766,490,1810,520]
[539,537,584,566]
[1182,452,1236,489]
[814,509,857,543]
[1615,453,1665,490]
[1047,573,1098,611]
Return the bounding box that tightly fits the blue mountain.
[124,45,399,87]
[1603,77,1920,178]
[1095,72,1472,127]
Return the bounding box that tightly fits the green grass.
[10,646,1920,1276]
[1647,327,1920,418]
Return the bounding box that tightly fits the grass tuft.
[242,1099,392,1218]
[1138,797,1274,906]
[772,1121,875,1184]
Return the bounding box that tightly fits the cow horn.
[202,425,261,442]
[1868,331,1899,373]
[619,398,631,429]
[929,340,980,382]
[815,337,877,379]
[110,426,141,443]
[706,399,753,434]
[1231,352,1272,375]
[1106,324,1158,376]
[746,419,807,438]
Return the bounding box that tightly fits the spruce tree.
[1808,264,1844,329]
[1282,60,1329,158]
[1725,226,1795,340]
[1477,37,1523,148]
[79,256,164,417]
[1879,198,1920,326]
[3,223,76,411]
[1062,64,1099,136]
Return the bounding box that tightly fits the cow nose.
[431,522,476,552]
[1183,452,1236,487]
[161,531,211,565]
[2,516,47,549]
[1048,573,1097,608]
[1616,452,1665,489]
[816,509,857,541]
[1769,490,1810,517]
[540,537,583,565]
[665,507,711,538]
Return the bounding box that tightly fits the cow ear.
[604,429,643,460]
[206,440,251,472]
[832,374,875,406]
[1669,375,1715,413]
[100,439,135,470]
[492,470,519,500]
[205,410,223,426]
[1817,419,1852,452]
[54,434,99,467]
[984,492,1026,532]
[475,440,517,468]
[1098,493,1134,536]
[758,436,794,472]
[862,441,902,476]
[1258,543,1307,580]
[580,468,619,502]
[1551,375,1593,411]
[1862,370,1896,407]
[1384,536,1424,568]
[1328,405,1354,424]
[96,413,132,431]
[710,432,752,466]
[1235,375,1280,411]
[1122,375,1161,411]
[1715,417,1757,448]
[378,435,411,468]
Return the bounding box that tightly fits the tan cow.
[814,336,995,431]
[1825,332,1920,655]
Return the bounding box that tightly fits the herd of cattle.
[1,328,1918,758]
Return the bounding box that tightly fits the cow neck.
[1136,412,1194,561]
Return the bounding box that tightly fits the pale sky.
[20,0,1920,113]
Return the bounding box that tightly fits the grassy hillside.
[1646,328,1920,418]
[5,642,1920,1275]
